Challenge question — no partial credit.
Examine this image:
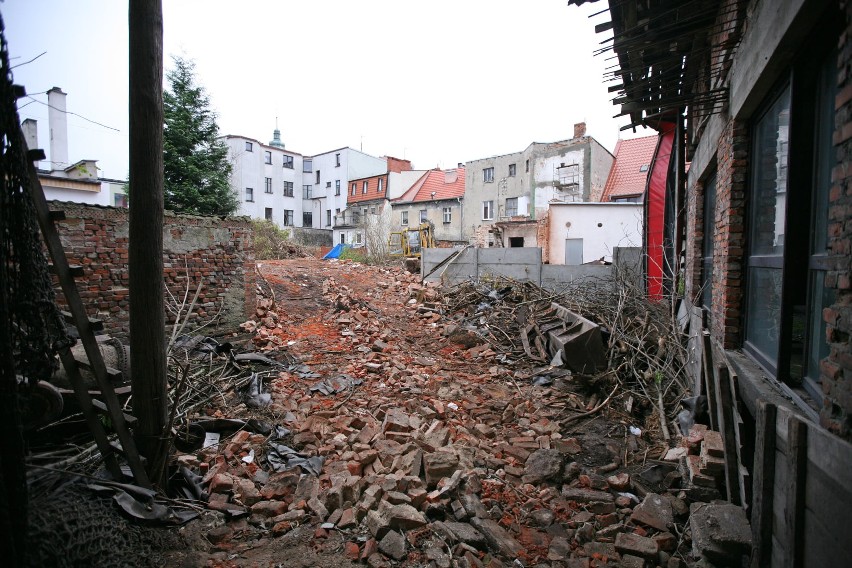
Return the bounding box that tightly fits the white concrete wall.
[547,202,643,264]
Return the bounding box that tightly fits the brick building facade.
[48,201,254,339]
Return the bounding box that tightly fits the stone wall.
[48,201,254,340]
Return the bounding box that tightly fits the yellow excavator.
[388,221,435,273]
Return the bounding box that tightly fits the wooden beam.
[714,363,741,505]
[782,417,807,568]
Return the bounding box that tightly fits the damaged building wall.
[680,0,850,439]
[48,201,254,339]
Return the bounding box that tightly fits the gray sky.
[4,0,650,180]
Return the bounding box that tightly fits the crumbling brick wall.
[48,201,254,340]
[822,1,852,438]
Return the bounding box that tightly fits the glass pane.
[750,86,791,256]
[806,271,834,382]
[746,266,784,368]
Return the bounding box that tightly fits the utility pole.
[128,0,166,480]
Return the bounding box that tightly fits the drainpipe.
[457,197,463,243]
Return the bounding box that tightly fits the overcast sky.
[3,0,650,180]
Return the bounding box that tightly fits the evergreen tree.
[162,56,237,216]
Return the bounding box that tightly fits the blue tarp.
[323,243,349,259]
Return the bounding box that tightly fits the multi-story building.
[463,122,614,247]
[334,156,416,246]
[391,166,467,246]
[221,130,303,229]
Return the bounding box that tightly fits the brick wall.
[822,1,852,438]
[48,201,254,340]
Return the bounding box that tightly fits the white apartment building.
[221,130,304,228]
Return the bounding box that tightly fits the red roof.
[347,174,390,205]
[395,167,465,203]
[601,135,658,201]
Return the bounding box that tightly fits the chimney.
[22,118,38,151]
[48,87,69,170]
[457,162,463,169]
[573,122,587,139]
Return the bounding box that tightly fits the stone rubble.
[174,258,751,567]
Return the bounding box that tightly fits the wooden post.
[782,416,807,568]
[128,0,166,479]
[750,400,776,568]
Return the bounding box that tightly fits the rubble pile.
[163,259,750,567]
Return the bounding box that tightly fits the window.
[340,233,346,244]
[377,178,384,193]
[743,43,837,396]
[283,181,294,197]
[316,170,320,185]
[612,195,643,203]
[370,206,377,214]
[326,209,332,227]
[245,141,253,152]
[283,210,294,226]
[401,211,409,225]
[483,167,494,183]
[302,185,312,199]
[505,197,518,217]
[525,159,529,173]
[245,187,254,202]
[335,153,341,167]
[303,159,312,173]
[701,172,717,310]
[443,207,452,224]
[283,155,294,169]
[265,177,273,193]
[351,183,356,196]
[264,151,272,165]
[355,232,362,244]
[508,163,516,177]
[265,207,273,221]
[362,181,368,194]
[482,200,494,220]
[419,209,427,223]
[335,180,340,196]
[303,212,312,227]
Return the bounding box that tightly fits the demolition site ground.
[31,257,748,568]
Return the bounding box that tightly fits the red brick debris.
[169,258,737,567]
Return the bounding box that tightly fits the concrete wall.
[48,201,254,339]
[423,246,641,290]
[547,202,643,264]
[463,149,532,242]
[589,138,616,202]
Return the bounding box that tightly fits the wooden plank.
[701,331,718,430]
[726,363,749,509]
[687,306,704,394]
[714,363,741,505]
[781,416,807,568]
[750,400,776,568]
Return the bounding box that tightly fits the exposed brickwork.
[821,0,852,439]
[684,177,705,307]
[47,201,254,340]
[701,118,749,349]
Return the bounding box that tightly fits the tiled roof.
[601,135,658,201]
[394,167,465,203]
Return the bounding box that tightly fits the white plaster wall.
[547,203,643,264]
[43,184,110,206]
[533,149,585,211]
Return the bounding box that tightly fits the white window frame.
[265,177,273,193]
[401,211,409,226]
[443,207,452,224]
[245,187,254,202]
[483,167,494,183]
[264,151,272,165]
[482,200,494,220]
